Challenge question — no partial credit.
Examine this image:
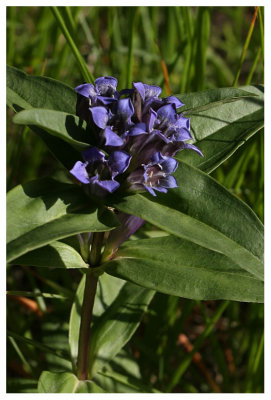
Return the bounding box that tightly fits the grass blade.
[125,7,138,87]
[7,330,71,361]
[50,6,95,84]
[194,7,210,91]
[166,301,229,392]
[233,7,259,87]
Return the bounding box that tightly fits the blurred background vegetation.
[6,6,264,393]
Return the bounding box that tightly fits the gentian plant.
[7,66,264,393]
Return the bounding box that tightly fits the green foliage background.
[6,6,264,393]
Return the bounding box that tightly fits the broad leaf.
[7,66,264,173]
[69,274,154,378]
[38,371,104,393]
[7,65,80,169]
[7,178,119,263]
[104,235,263,302]
[12,241,88,269]
[7,65,76,113]
[13,108,91,151]
[110,161,264,281]
[177,85,264,172]
[179,86,259,114]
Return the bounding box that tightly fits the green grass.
[6,6,264,393]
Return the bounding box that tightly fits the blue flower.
[72,77,203,198]
[128,152,178,196]
[75,76,119,106]
[70,147,131,197]
[102,212,145,260]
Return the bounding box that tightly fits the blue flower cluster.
[70,77,202,197]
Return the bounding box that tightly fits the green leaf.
[88,281,154,377]
[92,349,160,392]
[69,274,154,378]
[7,65,80,169]
[13,108,91,151]
[7,330,71,361]
[104,235,263,302]
[7,178,119,263]
[12,241,88,269]
[7,65,76,113]
[38,371,105,393]
[179,86,258,114]
[110,161,264,281]
[177,85,264,173]
[93,349,142,393]
[96,370,160,393]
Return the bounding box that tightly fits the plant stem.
[77,232,104,380]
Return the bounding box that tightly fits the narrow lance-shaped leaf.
[6,65,80,169]
[7,178,119,263]
[92,349,158,393]
[87,281,154,378]
[177,85,264,173]
[7,65,76,113]
[12,241,89,269]
[13,108,92,152]
[110,161,263,280]
[103,235,263,303]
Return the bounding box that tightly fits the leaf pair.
[6,65,264,393]
[7,65,264,304]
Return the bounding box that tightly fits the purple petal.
[82,147,105,163]
[161,156,178,174]
[129,122,147,136]
[145,108,157,132]
[182,143,204,157]
[153,186,168,193]
[144,84,162,98]
[70,161,90,184]
[95,179,120,193]
[176,115,190,130]
[97,96,118,106]
[174,127,192,142]
[142,97,163,114]
[144,185,157,196]
[156,104,177,128]
[133,82,145,100]
[159,175,178,189]
[95,76,118,96]
[152,129,169,143]
[150,152,163,165]
[164,96,184,109]
[117,98,134,121]
[104,212,145,257]
[108,151,131,176]
[89,106,109,129]
[75,83,96,99]
[104,127,124,147]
